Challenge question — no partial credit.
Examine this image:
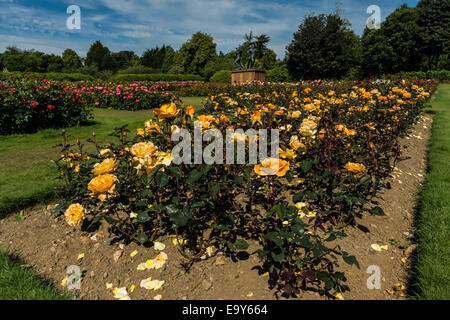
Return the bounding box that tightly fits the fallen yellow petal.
[137,262,148,271]
[380,245,389,251]
[335,293,344,300]
[130,284,137,293]
[140,278,164,291]
[130,250,138,257]
[153,294,162,300]
[246,292,254,297]
[113,287,131,300]
[154,242,166,251]
[61,276,68,287]
[105,282,113,289]
[371,244,382,252]
[77,253,85,260]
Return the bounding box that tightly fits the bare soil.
[0,114,433,300]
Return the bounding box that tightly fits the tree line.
[0,0,448,81]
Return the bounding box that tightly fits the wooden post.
[231,69,266,84]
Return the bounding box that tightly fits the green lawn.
[411,84,450,299]
[0,249,71,300]
[0,97,207,217]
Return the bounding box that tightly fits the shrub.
[54,79,437,297]
[117,66,162,74]
[209,70,231,83]
[385,70,450,82]
[266,66,290,82]
[0,79,92,135]
[0,72,94,81]
[110,73,204,82]
[65,82,176,111]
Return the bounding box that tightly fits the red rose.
[30,101,39,108]
[47,105,55,110]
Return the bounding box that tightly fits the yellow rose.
[290,110,301,118]
[279,148,296,160]
[198,115,215,122]
[64,203,86,226]
[156,151,172,166]
[131,142,158,159]
[289,135,305,150]
[251,111,261,122]
[185,105,195,116]
[136,128,145,136]
[344,162,366,174]
[254,158,290,177]
[344,128,357,136]
[93,158,118,176]
[153,102,179,118]
[88,174,118,196]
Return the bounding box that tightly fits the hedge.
[110,73,204,82]
[0,72,94,81]
[387,70,450,82]
[209,70,231,83]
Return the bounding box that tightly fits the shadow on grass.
[0,249,74,300]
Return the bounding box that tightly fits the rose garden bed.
[0,79,439,300]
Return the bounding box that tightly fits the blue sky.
[0,0,420,59]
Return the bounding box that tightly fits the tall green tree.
[112,51,138,70]
[255,34,270,59]
[416,0,450,70]
[360,4,421,76]
[141,45,172,70]
[62,49,82,72]
[85,41,114,71]
[286,12,359,80]
[178,32,217,76]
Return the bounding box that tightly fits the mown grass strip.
[411,84,450,299]
[0,249,72,300]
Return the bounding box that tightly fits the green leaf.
[271,248,285,263]
[293,192,306,203]
[137,234,148,244]
[233,239,249,250]
[167,166,182,179]
[166,206,190,228]
[137,211,149,223]
[155,171,169,187]
[343,252,360,269]
[301,160,312,173]
[187,169,203,184]
[369,206,385,216]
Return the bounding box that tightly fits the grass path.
[411,84,450,299]
[0,97,206,216]
[0,250,71,300]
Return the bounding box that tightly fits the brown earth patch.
[0,114,433,300]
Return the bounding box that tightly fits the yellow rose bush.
[53,79,436,297]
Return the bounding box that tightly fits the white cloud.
[0,0,415,58]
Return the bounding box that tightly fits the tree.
[141,45,174,71]
[112,51,138,70]
[255,34,270,59]
[256,49,277,70]
[286,12,359,80]
[178,32,217,76]
[62,49,82,72]
[85,41,114,71]
[360,4,421,77]
[416,0,450,70]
